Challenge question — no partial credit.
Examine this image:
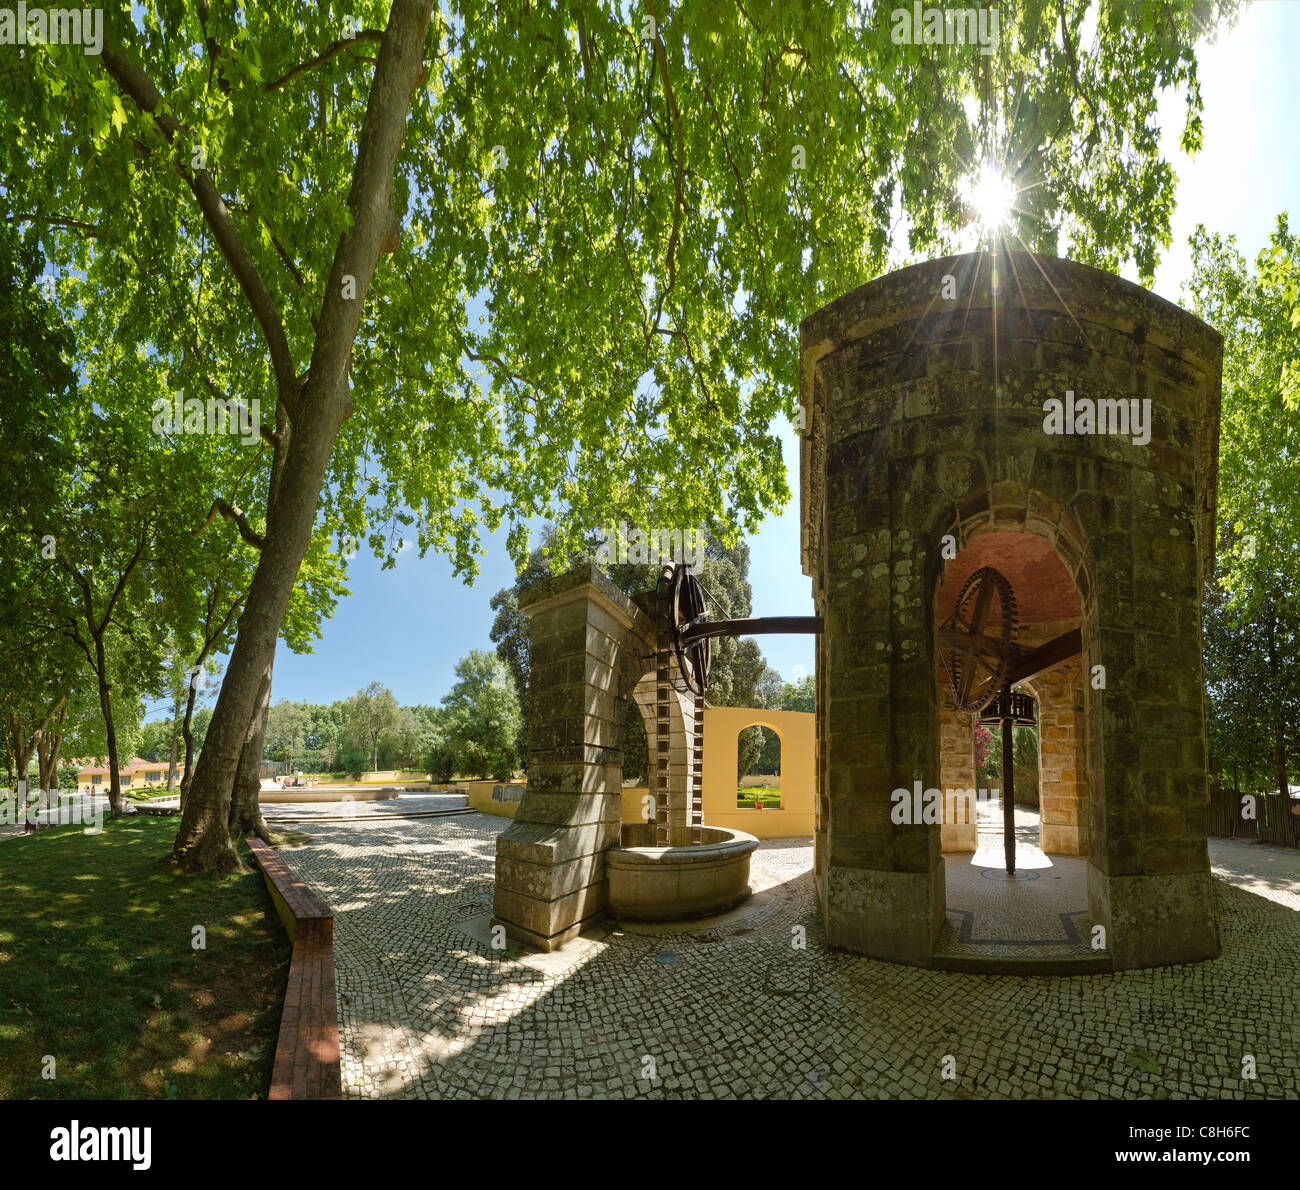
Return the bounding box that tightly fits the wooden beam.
[680,616,823,644]
[1007,628,1083,685]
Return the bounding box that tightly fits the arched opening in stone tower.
[934,522,1092,958]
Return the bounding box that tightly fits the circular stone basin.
[606,824,759,922]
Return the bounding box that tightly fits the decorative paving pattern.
[937,801,1094,959]
[280,812,1300,1100]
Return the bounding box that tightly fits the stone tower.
[800,250,1222,970]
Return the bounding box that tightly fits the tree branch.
[648,1,685,321]
[305,1,435,422]
[96,527,149,638]
[99,25,301,417]
[198,373,280,448]
[266,30,386,92]
[194,498,266,550]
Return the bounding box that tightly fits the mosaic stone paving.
[280,812,1300,1100]
[938,801,1094,959]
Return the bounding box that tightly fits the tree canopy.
[0,0,1241,867]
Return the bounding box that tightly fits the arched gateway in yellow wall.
[699,707,814,838]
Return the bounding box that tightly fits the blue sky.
[256,0,1300,711]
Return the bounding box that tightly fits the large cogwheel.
[668,563,711,698]
[938,565,1017,713]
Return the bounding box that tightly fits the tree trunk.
[166,690,182,790]
[16,723,36,833]
[11,719,37,792]
[93,632,123,819]
[179,678,199,809]
[47,705,66,792]
[168,0,436,871]
[1267,608,1287,799]
[37,731,61,797]
[229,655,273,842]
[32,735,49,829]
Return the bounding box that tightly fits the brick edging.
[246,836,342,1100]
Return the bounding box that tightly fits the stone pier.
[492,566,655,951]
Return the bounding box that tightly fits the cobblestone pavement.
[281,813,1300,1100]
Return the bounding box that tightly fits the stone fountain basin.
[606,824,759,921]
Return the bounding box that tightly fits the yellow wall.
[701,706,815,838]
[621,786,650,824]
[620,707,815,840]
[464,780,525,818]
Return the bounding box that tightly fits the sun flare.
[965,161,1017,237]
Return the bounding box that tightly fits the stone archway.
[935,515,1089,861]
[630,665,700,847]
[801,249,1223,970]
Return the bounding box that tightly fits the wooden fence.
[1208,785,1300,846]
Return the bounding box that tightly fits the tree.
[1187,218,1300,797]
[345,683,401,773]
[2,284,180,818]
[974,722,994,773]
[43,410,172,819]
[979,722,1040,807]
[267,700,309,772]
[379,708,422,770]
[142,646,194,790]
[781,674,815,714]
[751,727,782,780]
[1204,576,1300,797]
[189,707,214,765]
[137,719,174,763]
[0,224,85,798]
[5,1,1235,866]
[418,707,458,784]
[442,652,521,780]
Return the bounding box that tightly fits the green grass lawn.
[736,786,782,808]
[0,816,291,1099]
